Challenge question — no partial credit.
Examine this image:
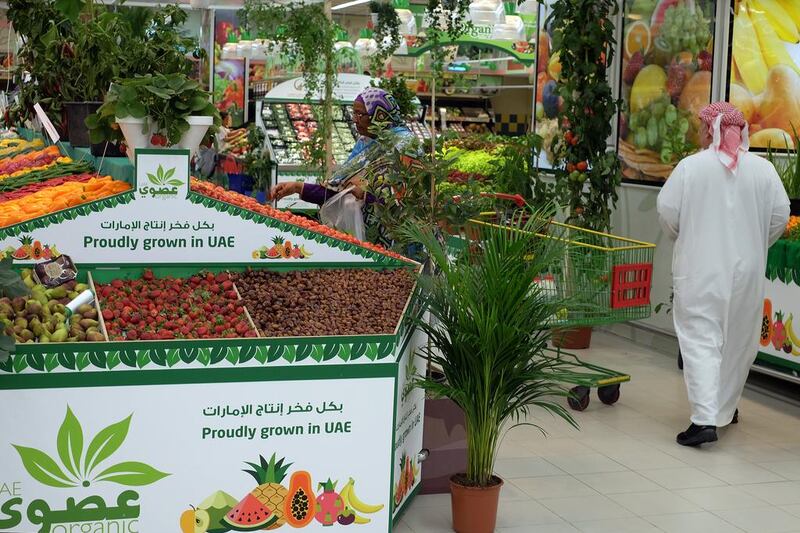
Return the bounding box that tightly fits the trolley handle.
[479,192,526,208]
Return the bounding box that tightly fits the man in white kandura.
[657,102,790,447]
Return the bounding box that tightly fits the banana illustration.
[734,1,769,94]
[749,3,800,74]
[752,0,800,43]
[341,478,385,515]
[299,245,313,257]
[353,514,371,525]
[785,314,800,356]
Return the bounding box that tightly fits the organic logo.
[139,164,182,198]
[146,165,182,187]
[13,407,169,488]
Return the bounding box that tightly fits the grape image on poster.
[618,0,716,185]
[729,0,800,151]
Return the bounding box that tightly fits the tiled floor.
[397,332,800,533]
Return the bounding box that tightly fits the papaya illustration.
[284,471,315,528]
[761,299,773,347]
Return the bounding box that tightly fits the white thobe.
[657,149,790,427]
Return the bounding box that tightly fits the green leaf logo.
[13,406,169,488]
[146,165,181,187]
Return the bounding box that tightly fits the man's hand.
[269,181,303,201]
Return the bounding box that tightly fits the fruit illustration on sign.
[773,311,787,351]
[180,491,238,533]
[785,314,800,356]
[315,478,345,526]
[340,477,384,525]
[285,471,316,527]
[631,65,668,113]
[624,21,652,59]
[222,493,278,531]
[244,453,292,528]
[761,299,774,347]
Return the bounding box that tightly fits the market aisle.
[398,332,800,533]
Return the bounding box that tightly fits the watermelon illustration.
[222,493,277,531]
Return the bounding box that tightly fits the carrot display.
[189,178,414,263]
[0,176,132,228]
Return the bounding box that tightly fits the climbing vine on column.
[546,0,620,232]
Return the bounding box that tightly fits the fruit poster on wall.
[618,0,716,185]
[214,10,245,128]
[532,0,559,170]
[0,376,395,531]
[729,0,800,150]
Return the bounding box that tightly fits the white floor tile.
[493,456,565,479]
[573,516,662,532]
[609,489,701,515]
[738,481,800,506]
[577,471,662,495]
[494,499,564,528]
[700,462,786,485]
[714,506,800,533]
[497,523,580,533]
[639,466,727,490]
[644,511,744,533]
[513,474,597,499]
[674,486,768,511]
[538,494,634,522]
[544,453,628,475]
[759,460,800,481]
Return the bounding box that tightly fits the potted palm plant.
[406,209,582,533]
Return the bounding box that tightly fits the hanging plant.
[424,0,472,42]
[546,0,621,232]
[369,1,402,73]
[240,0,338,177]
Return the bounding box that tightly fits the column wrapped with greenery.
[546,0,621,232]
[240,1,338,178]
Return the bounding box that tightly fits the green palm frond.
[404,205,585,486]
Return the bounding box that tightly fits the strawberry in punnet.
[97,270,255,341]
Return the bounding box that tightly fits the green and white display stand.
[755,239,800,380]
[0,149,425,532]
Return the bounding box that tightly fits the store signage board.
[0,374,395,532]
[0,149,401,266]
[265,74,373,103]
[33,103,60,144]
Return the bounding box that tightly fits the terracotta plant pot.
[450,475,503,533]
[551,327,593,349]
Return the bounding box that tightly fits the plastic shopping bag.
[319,186,366,241]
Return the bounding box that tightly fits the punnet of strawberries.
[96,270,258,341]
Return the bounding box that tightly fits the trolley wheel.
[568,386,591,411]
[598,384,621,405]
[678,350,683,370]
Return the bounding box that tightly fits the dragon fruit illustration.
[315,479,345,526]
[773,311,787,351]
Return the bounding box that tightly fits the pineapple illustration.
[244,454,292,528]
[267,236,284,259]
[12,235,33,259]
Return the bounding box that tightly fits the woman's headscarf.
[355,87,404,127]
[699,102,749,174]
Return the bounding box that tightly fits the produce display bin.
[0,148,426,532]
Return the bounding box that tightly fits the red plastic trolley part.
[479,192,526,207]
[610,263,653,309]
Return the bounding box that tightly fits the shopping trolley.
[460,193,656,411]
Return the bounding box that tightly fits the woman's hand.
[269,181,303,201]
